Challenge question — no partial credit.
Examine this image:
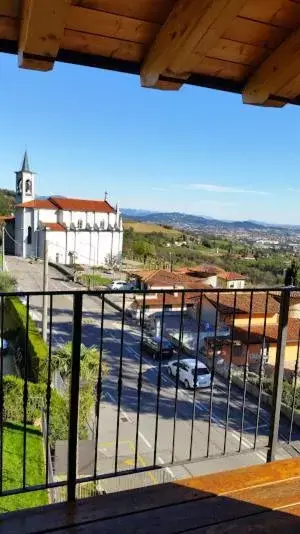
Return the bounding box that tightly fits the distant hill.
[122,209,286,233]
[0,189,15,216]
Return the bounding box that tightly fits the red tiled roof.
[175,265,224,276]
[15,197,116,213]
[16,199,56,209]
[203,292,279,316]
[41,222,66,232]
[233,318,300,345]
[217,272,246,281]
[0,215,15,221]
[132,291,201,309]
[135,269,208,289]
[50,197,115,213]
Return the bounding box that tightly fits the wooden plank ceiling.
[1,0,300,106]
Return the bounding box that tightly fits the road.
[6,256,299,491]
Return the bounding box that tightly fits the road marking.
[107,330,267,461]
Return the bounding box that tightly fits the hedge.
[4,297,48,383]
[3,375,94,449]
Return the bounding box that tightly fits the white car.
[167,358,211,389]
[109,280,127,291]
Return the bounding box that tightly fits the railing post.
[67,292,83,501]
[267,288,290,462]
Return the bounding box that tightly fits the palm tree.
[52,342,107,382]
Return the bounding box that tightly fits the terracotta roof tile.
[233,318,300,344]
[217,272,247,281]
[0,215,15,221]
[16,199,56,209]
[41,222,66,232]
[132,291,201,309]
[50,197,115,213]
[135,269,209,289]
[204,292,279,316]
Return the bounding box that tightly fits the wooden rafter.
[140,0,247,88]
[18,0,71,71]
[243,26,300,105]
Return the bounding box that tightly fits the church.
[5,153,123,266]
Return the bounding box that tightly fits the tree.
[284,260,300,286]
[52,342,108,383]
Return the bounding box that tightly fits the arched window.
[78,219,83,229]
[28,226,32,245]
[25,179,32,194]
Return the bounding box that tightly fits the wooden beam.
[18,0,71,71]
[140,0,247,88]
[243,27,300,105]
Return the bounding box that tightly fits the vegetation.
[123,220,180,235]
[0,188,15,217]
[4,297,48,382]
[52,342,107,382]
[77,272,112,288]
[0,422,48,513]
[0,272,16,292]
[284,260,300,286]
[123,226,290,286]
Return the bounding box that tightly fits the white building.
[11,152,123,266]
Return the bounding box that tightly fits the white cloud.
[181,183,269,195]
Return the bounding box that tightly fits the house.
[7,153,123,266]
[175,265,246,289]
[231,319,300,369]
[175,265,224,288]
[200,292,280,328]
[216,271,247,289]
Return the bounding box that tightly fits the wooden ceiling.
[2,0,300,107]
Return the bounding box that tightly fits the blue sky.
[1,52,300,224]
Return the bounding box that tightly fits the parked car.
[108,280,127,290]
[167,358,211,389]
[109,280,136,291]
[142,335,175,360]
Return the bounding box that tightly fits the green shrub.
[3,375,46,423]
[3,297,48,383]
[3,375,95,449]
[0,272,17,292]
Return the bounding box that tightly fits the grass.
[0,422,48,513]
[123,220,180,236]
[78,273,112,287]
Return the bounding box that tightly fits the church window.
[78,219,83,229]
[28,226,32,245]
[25,179,32,194]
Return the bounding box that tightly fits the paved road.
[6,256,299,491]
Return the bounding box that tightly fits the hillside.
[123,220,180,236]
[122,209,283,233]
[0,189,15,216]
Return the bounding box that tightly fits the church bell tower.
[15,151,35,204]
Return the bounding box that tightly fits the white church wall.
[14,209,24,257]
[38,208,57,224]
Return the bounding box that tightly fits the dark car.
[142,336,174,360]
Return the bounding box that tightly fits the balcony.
[0,286,300,532]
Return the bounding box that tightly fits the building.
[216,271,246,289]
[9,153,123,266]
[175,265,247,289]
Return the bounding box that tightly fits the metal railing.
[0,286,299,507]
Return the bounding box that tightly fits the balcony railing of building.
[0,286,299,509]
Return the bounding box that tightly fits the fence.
[0,286,299,505]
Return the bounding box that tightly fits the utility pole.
[1,225,5,272]
[42,235,49,342]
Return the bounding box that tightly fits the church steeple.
[15,151,35,204]
[21,151,30,173]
